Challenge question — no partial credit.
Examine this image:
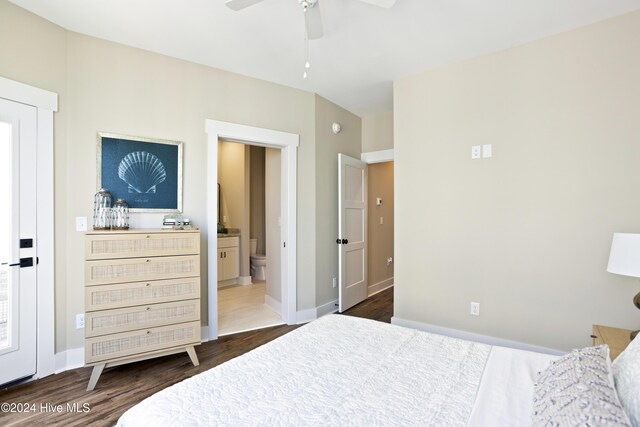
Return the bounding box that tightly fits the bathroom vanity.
[217,235,240,285]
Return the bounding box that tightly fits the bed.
[117,314,637,426]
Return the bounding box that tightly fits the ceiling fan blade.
[357,0,396,8]
[225,0,264,11]
[304,2,324,40]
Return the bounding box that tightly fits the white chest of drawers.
[84,229,201,391]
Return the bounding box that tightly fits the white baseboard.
[316,299,338,317]
[217,278,237,288]
[368,278,393,297]
[54,347,85,373]
[391,316,563,356]
[264,294,282,313]
[296,308,317,324]
[237,276,252,285]
[200,326,210,342]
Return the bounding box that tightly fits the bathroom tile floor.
[218,280,284,336]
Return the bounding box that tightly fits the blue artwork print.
[101,136,180,210]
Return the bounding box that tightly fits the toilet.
[250,238,267,281]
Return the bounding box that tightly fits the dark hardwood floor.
[0,287,393,426]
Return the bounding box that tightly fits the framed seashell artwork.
[97,133,183,212]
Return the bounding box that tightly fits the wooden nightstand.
[591,325,633,360]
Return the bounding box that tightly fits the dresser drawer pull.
[146,259,151,262]
[146,330,151,334]
[146,307,151,311]
[146,283,151,287]
[590,335,598,339]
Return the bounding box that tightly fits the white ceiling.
[9,0,640,117]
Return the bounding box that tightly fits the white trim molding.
[0,76,58,111]
[368,278,393,297]
[237,276,253,286]
[55,347,84,374]
[200,327,210,343]
[391,316,564,356]
[1,76,58,381]
[264,295,282,314]
[206,119,299,341]
[361,148,394,164]
[295,308,317,325]
[316,299,338,318]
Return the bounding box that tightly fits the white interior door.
[338,154,367,312]
[0,98,38,385]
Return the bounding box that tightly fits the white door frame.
[0,76,58,379]
[361,148,394,164]
[205,120,299,340]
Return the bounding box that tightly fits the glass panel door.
[0,97,37,385]
[0,120,13,351]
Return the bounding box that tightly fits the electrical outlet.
[387,257,393,266]
[76,313,85,329]
[332,277,337,288]
[470,302,480,316]
[471,146,481,159]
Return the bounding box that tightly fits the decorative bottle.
[93,189,112,230]
[112,199,130,230]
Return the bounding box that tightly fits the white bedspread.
[118,314,492,426]
[467,346,558,426]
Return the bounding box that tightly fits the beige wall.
[367,162,394,292]
[250,146,266,255]
[218,141,245,230]
[394,10,640,351]
[314,95,362,308]
[362,111,394,152]
[1,0,362,352]
[265,148,281,303]
[0,0,70,352]
[218,141,251,278]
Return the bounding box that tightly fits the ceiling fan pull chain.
[303,15,310,79]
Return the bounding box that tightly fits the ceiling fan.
[225,0,397,40]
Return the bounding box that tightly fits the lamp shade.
[607,233,640,278]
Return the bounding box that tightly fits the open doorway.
[366,161,394,296]
[206,119,299,341]
[337,152,394,312]
[216,141,283,335]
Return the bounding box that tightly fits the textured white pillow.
[532,345,631,427]
[612,333,640,427]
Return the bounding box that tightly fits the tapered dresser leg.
[87,364,105,391]
[186,346,199,366]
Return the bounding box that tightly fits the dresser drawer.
[85,232,200,260]
[85,277,200,312]
[86,255,200,285]
[85,321,201,364]
[85,299,200,338]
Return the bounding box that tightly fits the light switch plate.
[76,216,87,232]
[471,146,481,159]
[482,144,492,158]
